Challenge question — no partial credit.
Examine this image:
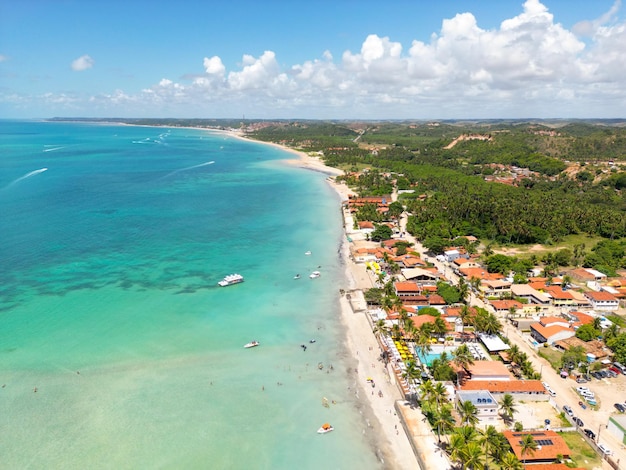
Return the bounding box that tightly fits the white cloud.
[71,54,94,71]
[7,0,626,118]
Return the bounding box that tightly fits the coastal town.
[291,152,626,470]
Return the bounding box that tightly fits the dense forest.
[247,119,626,272]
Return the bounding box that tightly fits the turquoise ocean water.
[0,121,383,469]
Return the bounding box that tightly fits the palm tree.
[372,319,389,339]
[432,403,455,444]
[499,393,517,425]
[458,400,479,426]
[431,381,449,410]
[432,316,448,338]
[604,322,620,342]
[457,276,469,304]
[448,433,467,467]
[419,380,435,404]
[459,305,473,328]
[402,360,421,386]
[592,316,603,331]
[390,323,403,341]
[453,344,474,384]
[462,441,484,470]
[499,452,523,470]
[507,344,521,365]
[479,425,499,469]
[520,433,538,466]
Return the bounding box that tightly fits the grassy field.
[560,431,602,469]
[538,346,563,372]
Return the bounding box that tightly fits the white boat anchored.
[244,340,259,348]
[304,250,312,255]
[317,423,334,434]
[218,273,244,287]
[309,271,321,279]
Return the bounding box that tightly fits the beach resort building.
[529,321,575,345]
[459,380,548,401]
[466,361,512,381]
[583,290,619,311]
[502,430,571,464]
[510,284,551,308]
[455,390,499,426]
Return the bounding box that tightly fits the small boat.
[309,271,321,279]
[218,273,244,287]
[322,397,329,408]
[309,339,316,344]
[294,274,301,280]
[305,251,312,255]
[244,341,259,349]
[318,362,324,370]
[317,423,334,434]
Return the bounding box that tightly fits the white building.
[456,390,499,426]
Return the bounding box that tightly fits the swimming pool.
[416,345,458,366]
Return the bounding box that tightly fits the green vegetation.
[559,432,602,470]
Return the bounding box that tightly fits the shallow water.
[0,121,383,469]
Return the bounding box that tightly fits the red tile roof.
[460,380,546,393]
[502,430,571,461]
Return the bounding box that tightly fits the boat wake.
[43,146,64,152]
[5,168,48,188]
[159,161,215,180]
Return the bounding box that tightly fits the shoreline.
[233,133,420,469]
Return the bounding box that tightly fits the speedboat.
[317,423,334,434]
[305,251,312,255]
[218,273,244,287]
[294,274,301,279]
[244,340,259,348]
[309,271,321,279]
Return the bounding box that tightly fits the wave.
[43,146,64,152]
[159,161,214,180]
[5,168,48,188]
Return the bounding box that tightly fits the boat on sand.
[244,340,259,348]
[317,423,334,434]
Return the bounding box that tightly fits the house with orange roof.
[554,337,611,362]
[570,267,607,283]
[452,257,481,271]
[510,284,551,307]
[584,290,619,311]
[502,430,571,463]
[466,361,512,381]
[530,323,575,345]
[543,285,576,307]
[567,290,591,307]
[401,267,440,283]
[409,314,438,329]
[489,299,524,314]
[480,279,512,297]
[460,379,548,401]
[357,221,375,233]
[568,311,594,325]
[394,281,420,297]
[459,267,505,281]
[538,316,571,328]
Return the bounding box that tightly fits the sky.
[1,0,625,119]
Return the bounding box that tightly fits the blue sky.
[1,0,624,119]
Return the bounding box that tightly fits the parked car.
[598,443,613,456]
[574,417,584,427]
[598,370,609,378]
[609,366,621,375]
[615,403,625,413]
[606,369,618,378]
[613,362,626,374]
[576,377,588,383]
[583,428,596,440]
[576,386,591,393]
[563,405,573,416]
[591,371,603,380]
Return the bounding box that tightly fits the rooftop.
[502,430,571,461]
